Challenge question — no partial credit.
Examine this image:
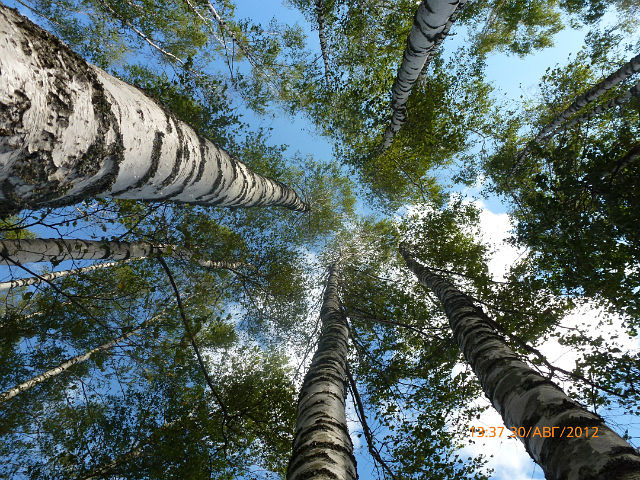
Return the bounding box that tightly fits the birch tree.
[400,245,640,480]
[381,0,466,150]
[0,301,175,403]
[0,5,308,216]
[482,45,640,322]
[513,50,640,168]
[314,0,332,90]
[287,263,357,480]
[0,257,248,291]
[0,258,132,291]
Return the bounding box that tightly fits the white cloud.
[461,400,544,480]
[455,202,640,479]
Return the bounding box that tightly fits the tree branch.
[347,366,398,480]
[156,256,229,421]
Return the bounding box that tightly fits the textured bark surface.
[287,264,357,480]
[0,238,243,269]
[0,238,159,264]
[417,3,463,86]
[400,246,640,480]
[0,5,308,214]
[562,80,640,131]
[382,0,465,150]
[0,255,246,290]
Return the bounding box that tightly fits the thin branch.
[157,256,229,420]
[347,366,398,480]
[101,0,206,81]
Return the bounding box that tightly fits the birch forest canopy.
[0,0,639,478]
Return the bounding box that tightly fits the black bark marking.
[2,7,124,210]
[157,116,184,192]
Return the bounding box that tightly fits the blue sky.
[226,3,636,480]
[2,1,638,479]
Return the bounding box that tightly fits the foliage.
[2,0,640,478]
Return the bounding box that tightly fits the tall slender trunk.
[536,52,640,141]
[0,254,247,290]
[562,80,640,132]
[315,0,332,90]
[512,53,640,170]
[287,264,357,480]
[0,238,243,267]
[381,0,466,151]
[400,245,640,480]
[0,310,160,403]
[417,3,464,86]
[0,5,308,215]
[0,258,134,291]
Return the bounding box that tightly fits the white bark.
[0,258,135,291]
[0,5,308,214]
[0,255,247,290]
[287,264,357,480]
[0,238,158,265]
[401,245,640,480]
[381,0,466,150]
[561,80,640,131]
[512,53,640,170]
[315,0,332,90]
[536,52,640,141]
[0,312,156,403]
[0,238,248,270]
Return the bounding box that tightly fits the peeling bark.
[287,264,357,480]
[400,245,640,480]
[0,5,308,215]
[381,0,466,151]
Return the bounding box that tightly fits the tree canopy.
[1,0,639,478]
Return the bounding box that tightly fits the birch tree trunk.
[400,245,640,480]
[0,309,161,403]
[381,0,466,150]
[0,5,308,215]
[315,0,332,90]
[0,238,244,268]
[0,258,134,291]
[511,53,640,170]
[535,52,640,141]
[561,80,640,131]
[287,264,357,480]
[0,254,247,290]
